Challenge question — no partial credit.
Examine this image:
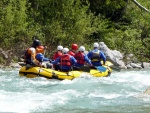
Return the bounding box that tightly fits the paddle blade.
[95,66,107,72]
[105,61,113,66]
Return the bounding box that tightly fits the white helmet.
[62,48,69,54]
[93,42,99,48]
[57,45,63,51]
[79,46,85,52]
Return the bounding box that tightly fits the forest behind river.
[0,0,149,65]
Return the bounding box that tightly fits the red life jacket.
[74,52,85,64]
[60,54,71,66]
[68,50,75,56]
[53,51,62,60]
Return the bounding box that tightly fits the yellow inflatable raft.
[19,61,112,80]
[19,66,81,80]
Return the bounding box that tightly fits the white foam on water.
[0,69,150,112]
[89,92,121,99]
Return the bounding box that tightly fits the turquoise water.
[0,68,150,113]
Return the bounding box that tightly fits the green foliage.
[29,0,101,47]
[0,56,6,64]
[0,0,28,49]
[0,0,150,63]
[88,0,127,21]
[125,0,150,61]
[89,0,150,62]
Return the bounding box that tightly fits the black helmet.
[32,39,41,47]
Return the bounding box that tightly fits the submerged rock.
[142,62,150,68]
[143,87,150,95]
[130,63,142,69]
[9,63,21,68]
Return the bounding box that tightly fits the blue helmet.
[36,53,43,62]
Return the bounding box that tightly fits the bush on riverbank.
[0,0,149,64]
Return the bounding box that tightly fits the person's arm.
[43,57,50,61]
[100,51,106,64]
[87,51,92,59]
[51,57,60,64]
[84,55,92,65]
[70,56,77,65]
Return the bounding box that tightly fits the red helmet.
[71,44,78,50]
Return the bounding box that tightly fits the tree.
[132,0,150,13]
[0,0,28,49]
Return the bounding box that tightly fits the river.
[0,68,150,113]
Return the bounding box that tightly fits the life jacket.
[68,50,75,56]
[91,50,100,62]
[74,52,85,65]
[24,48,31,63]
[24,47,36,64]
[53,51,62,60]
[60,54,71,66]
[36,46,45,53]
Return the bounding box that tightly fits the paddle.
[80,61,121,72]
[79,65,107,73]
[95,66,107,72]
[79,61,109,72]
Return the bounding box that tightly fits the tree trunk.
[132,0,150,13]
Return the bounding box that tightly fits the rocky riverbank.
[98,42,150,69]
[0,63,22,68]
[0,42,150,69]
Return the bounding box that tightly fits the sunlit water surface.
[0,68,150,113]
